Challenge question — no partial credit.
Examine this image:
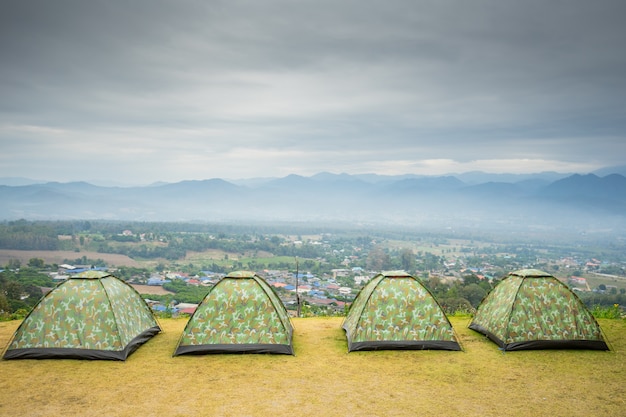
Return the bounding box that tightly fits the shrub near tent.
[469,269,609,351]
[174,271,294,355]
[342,271,461,352]
[3,271,160,360]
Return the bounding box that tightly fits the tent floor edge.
[504,339,610,351]
[4,347,127,361]
[174,343,294,356]
[348,340,462,352]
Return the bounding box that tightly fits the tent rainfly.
[174,271,294,355]
[3,271,160,360]
[469,269,609,351]
[342,271,461,352]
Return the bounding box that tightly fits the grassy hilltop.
[0,317,624,417]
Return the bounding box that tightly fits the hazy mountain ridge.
[1,171,625,231]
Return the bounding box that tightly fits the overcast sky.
[1,0,625,185]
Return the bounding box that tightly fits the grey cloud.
[1,0,625,181]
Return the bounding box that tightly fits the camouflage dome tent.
[469,269,609,351]
[342,271,461,352]
[3,271,160,360]
[174,271,294,355]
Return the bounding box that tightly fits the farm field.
[183,250,295,270]
[0,317,624,417]
[0,250,140,268]
[130,284,174,296]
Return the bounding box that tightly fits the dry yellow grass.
[0,317,624,417]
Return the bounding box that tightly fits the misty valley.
[1,172,625,232]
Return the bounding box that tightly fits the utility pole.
[295,256,301,317]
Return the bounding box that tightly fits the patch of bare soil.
[0,250,140,267]
[130,284,174,296]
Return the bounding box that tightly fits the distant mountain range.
[1,170,626,232]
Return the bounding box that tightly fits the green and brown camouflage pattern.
[469,269,608,350]
[342,271,461,351]
[3,271,160,360]
[174,271,294,355]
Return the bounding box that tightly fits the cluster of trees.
[424,274,492,314]
[579,291,626,309]
[160,280,210,304]
[141,282,210,307]
[0,268,54,319]
[98,242,187,260]
[0,220,59,250]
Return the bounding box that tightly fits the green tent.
[469,269,608,351]
[342,271,461,352]
[3,271,160,360]
[174,271,294,355]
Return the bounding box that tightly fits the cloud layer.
[1,0,625,184]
